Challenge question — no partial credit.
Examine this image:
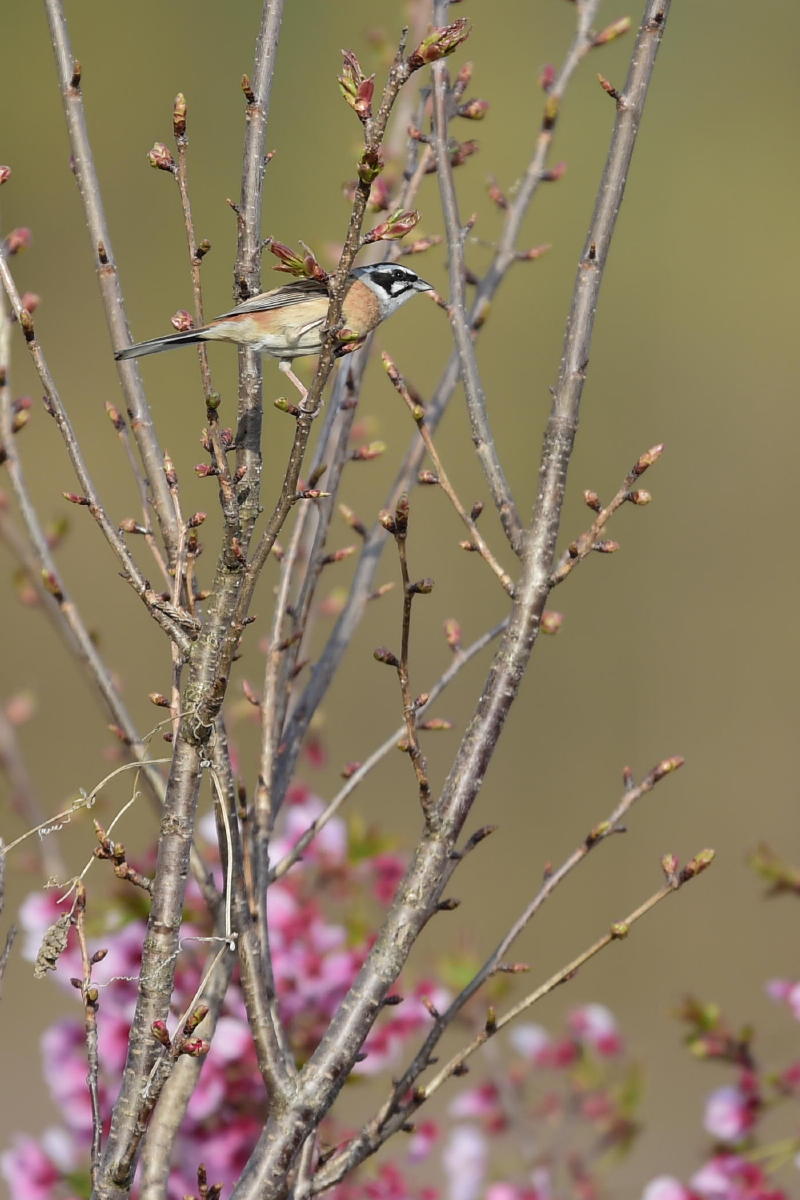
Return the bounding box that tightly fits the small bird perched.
[115,263,432,400]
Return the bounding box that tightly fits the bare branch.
[313,757,686,1186]
[43,0,180,561]
[430,29,523,553]
[234,0,285,527]
[416,851,715,1107]
[550,443,663,586]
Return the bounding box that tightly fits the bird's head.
[351,262,433,317]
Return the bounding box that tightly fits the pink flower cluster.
[1,789,434,1198]
[644,1156,786,1200]
[4,795,800,1200]
[639,978,800,1200]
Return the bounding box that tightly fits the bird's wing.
[212,278,331,320]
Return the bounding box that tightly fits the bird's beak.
[415,277,433,292]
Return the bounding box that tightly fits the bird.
[114,263,432,401]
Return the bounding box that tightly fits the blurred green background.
[2,0,800,1193]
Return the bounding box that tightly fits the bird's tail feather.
[115,327,207,361]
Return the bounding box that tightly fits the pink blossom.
[690,1153,785,1199]
[442,1125,487,1200]
[703,1084,756,1143]
[537,1037,579,1069]
[765,979,792,1003]
[764,975,800,1028]
[210,1015,255,1062]
[449,1082,500,1121]
[270,794,347,867]
[486,1186,519,1200]
[642,1178,692,1200]
[529,1168,553,1200]
[407,1120,439,1163]
[41,1022,98,1133]
[782,982,800,1022]
[568,1003,623,1056]
[509,1023,551,1064]
[185,1068,225,1120]
[0,1135,76,1200]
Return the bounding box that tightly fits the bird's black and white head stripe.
[352,263,432,315]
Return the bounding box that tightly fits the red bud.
[171,310,194,332]
[147,143,176,173]
[538,64,556,92]
[364,208,421,244]
[408,20,471,70]
[592,17,632,46]
[5,227,32,255]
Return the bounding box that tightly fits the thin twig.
[172,103,240,546]
[270,618,507,881]
[550,443,663,586]
[259,110,440,808]
[311,847,709,1194]
[418,852,714,1106]
[73,884,102,1190]
[308,851,715,1192]
[387,496,433,816]
[138,939,235,1200]
[233,0,285,533]
[247,26,425,980]
[43,0,180,561]
[430,3,523,553]
[173,93,215,404]
[314,758,685,1187]
[210,721,296,1098]
[383,352,514,594]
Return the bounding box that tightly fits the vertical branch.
[235,0,285,528]
[95,9,288,1192]
[172,92,215,406]
[43,1,180,562]
[430,0,523,552]
[98,737,207,1197]
[380,496,433,817]
[436,0,672,839]
[73,884,102,1190]
[210,720,295,1100]
[244,30,423,984]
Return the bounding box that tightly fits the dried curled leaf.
[34,912,72,979]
